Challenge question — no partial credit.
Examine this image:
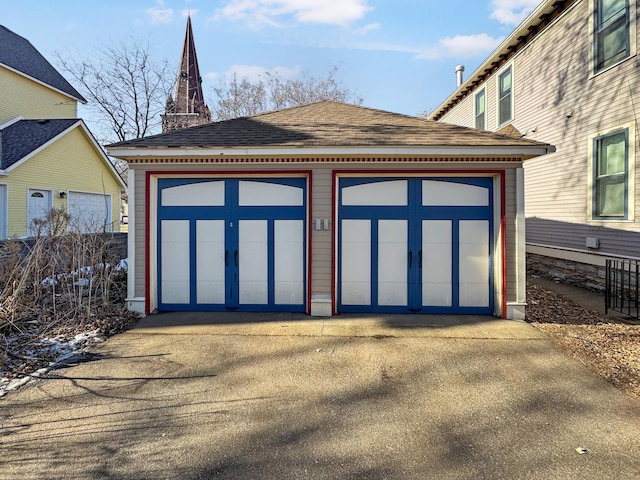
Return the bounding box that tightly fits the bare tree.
[55,41,173,180]
[212,66,362,120]
[55,41,173,142]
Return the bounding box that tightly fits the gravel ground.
[526,282,640,400]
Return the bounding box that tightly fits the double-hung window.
[594,0,629,72]
[593,129,629,218]
[475,89,486,130]
[498,66,512,126]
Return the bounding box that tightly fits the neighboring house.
[0,25,126,237]
[430,0,639,290]
[107,100,552,318]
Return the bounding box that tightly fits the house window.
[594,0,629,72]
[475,89,485,130]
[593,129,628,218]
[498,67,512,125]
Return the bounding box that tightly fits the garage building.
[107,101,552,319]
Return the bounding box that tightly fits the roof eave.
[428,0,561,121]
[107,144,552,159]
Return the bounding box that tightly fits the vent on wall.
[586,237,600,249]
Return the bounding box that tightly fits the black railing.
[605,259,639,320]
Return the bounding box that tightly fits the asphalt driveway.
[2,313,640,479]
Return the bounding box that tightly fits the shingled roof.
[108,101,551,152]
[0,118,80,169]
[0,25,86,103]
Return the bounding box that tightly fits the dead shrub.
[0,208,133,371]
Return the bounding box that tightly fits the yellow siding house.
[0,24,125,238]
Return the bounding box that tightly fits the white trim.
[516,168,526,305]
[127,169,136,303]
[126,297,146,315]
[0,115,23,130]
[0,183,8,240]
[526,243,640,266]
[107,145,552,159]
[0,62,86,104]
[429,0,580,120]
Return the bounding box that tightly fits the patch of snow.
[0,329,104,398]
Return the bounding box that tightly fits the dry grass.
[0,208,138,380]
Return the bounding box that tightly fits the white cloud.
[352,22,380,35]
[206,65,304,83]
[417,33,504,60]
[215,0,371,26]
[146,6,174,24]
[490,0,541,25]
[226,64,303,82]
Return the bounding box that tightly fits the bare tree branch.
[212,65,362,121]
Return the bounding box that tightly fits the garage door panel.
[459,220,490,307]
[161,220,190,304]
[422,220,452,307]
[196,220,225,304]
[239,220,268,305]
[162,181,225,206]
[275,220,304,305]
[341,219,371,305]
[378,219,407,306]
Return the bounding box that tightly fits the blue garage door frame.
[338,177,494,314]
[157,177,307,312]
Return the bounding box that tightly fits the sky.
[2,0,542,135]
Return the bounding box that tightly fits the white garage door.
[68,192,112,233]
[157,178,307,312]
[338,177,494,314]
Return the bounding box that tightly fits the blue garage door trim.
[157,178,307,312]
[338,177,494,314]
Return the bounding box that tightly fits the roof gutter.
[107,144,552,160]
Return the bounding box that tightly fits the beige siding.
[131,161,521,311]
[5,127,122,236]
[438,0,640,257]
[0,67,77,123]
[440,93,474,127]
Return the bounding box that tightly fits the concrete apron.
[130,312,547,339]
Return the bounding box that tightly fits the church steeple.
[162,15,211,132]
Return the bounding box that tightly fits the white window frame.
[587,122,636,221]
[475,88,486,130]
[496,64,513,127]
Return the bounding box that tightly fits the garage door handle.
[419,250,422,269]
[234,250,238,267]
[408,250,412,268]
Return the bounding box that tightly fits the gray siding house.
[108,101,551,319]
[430,0,639,289]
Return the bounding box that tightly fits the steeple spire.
[162,15,211,132]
